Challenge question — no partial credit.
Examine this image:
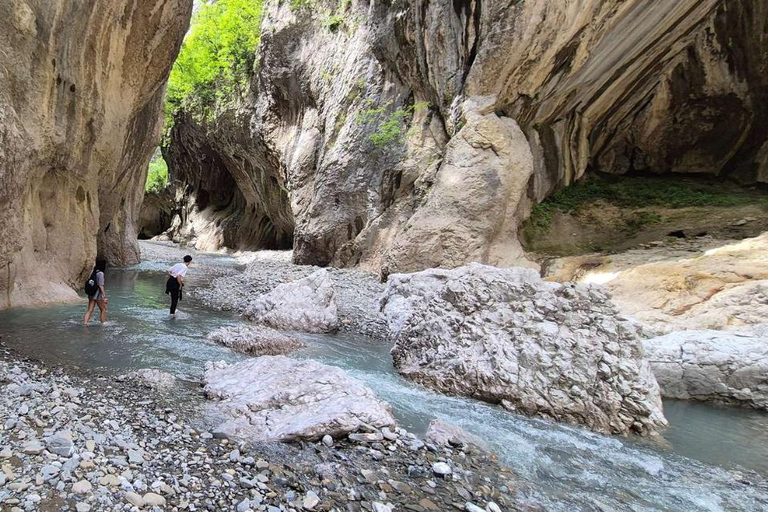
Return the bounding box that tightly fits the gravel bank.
[0,343,531,512]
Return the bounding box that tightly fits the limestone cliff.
[165,0,768,276]
[0,0,192,308]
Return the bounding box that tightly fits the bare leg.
[97,299,107,323]
[84,299,96,324]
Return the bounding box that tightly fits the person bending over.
[166,255,192,316]
[83,260,108,324]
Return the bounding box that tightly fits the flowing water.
[1,252,767,511]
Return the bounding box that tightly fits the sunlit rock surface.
[203,357,396,441]
[243,269,340,333]
[382,263,667,435]
[0,0,192,308]
[164,0,767,275]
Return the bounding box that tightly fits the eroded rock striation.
[203,357,396,442]
[0,0,192,308]
[381,263,667,435]
[243,269,340,333]
[644,328,768,410]
[164,0,768,276]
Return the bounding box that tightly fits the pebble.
[22,441,44,455]
[143,492,167,507]
[432,462,452,476]
[124,491,145,507]
[72,479,93,494]
[301,490,319,509]
[322,435,334,447]
[486,502,502,512]
[75,504,91,512]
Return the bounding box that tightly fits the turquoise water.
[0,257,767,511]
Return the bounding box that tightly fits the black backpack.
[84,270,99,296]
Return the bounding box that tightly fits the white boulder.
[644,328,768,410]
[207,325,305,356]
[381,263,667,435]
[203,356,395,441]
[243,269,340,333]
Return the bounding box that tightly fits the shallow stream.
[1,250,767,511]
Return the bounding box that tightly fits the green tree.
[145,151,169,193]
[166,0,263,123]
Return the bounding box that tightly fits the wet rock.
[382,264,667,435]
[203,357,395,441]
[207,325,306,356]
[645,329,768,409]
[425,420,488,451]
[243,269,340,333]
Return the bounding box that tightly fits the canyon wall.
[0,0,191,308]
[166,0,768,276]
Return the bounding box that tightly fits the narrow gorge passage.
[1,242,767,511]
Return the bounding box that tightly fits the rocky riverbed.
[0,343,530,512]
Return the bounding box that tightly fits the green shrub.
[165,0,263,125]
[145,151,169,193]
[358,100,429,148]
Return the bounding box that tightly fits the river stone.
[644,329,768,409]
[207,325,306,356]
[203,357,395,442]
[22,441,44,455]
[424,419,488,451]
[243,269,340,333]
[123,369,176,391]
[143,492,166,507]
[432,462,452,476]
[124,491,145,507]
[382,263,667,435]
[71,479,92,494]
[45,431,74,457]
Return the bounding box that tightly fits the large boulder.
[203,357,396,442]
[207,325,305,356]
[243,269,340,333]
[644,329,768,410]
[382,263,667,435]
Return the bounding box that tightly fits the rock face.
[0,0,192,309]
[163,0,767,276]
[203,357,396,442]
[243,269,340,333]
[207,325,305,356]
[545,233,768,333]
[138,189,175,240]
[381,263,667,435]
[644,329,768,410]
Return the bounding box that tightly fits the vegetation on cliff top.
[165,0,263,124]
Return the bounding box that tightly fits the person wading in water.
[83,260,108,324]
[166,255,192,316]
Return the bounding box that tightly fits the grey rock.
[45,432,74,457]
[382,264,667,435]
[243,270,340,333]
[432,462,452,476]
[203,357,395,442]
[645,329,768,409]
[208,325,306,356]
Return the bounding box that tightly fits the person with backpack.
[83,260,108,324]
[166,255,192,316]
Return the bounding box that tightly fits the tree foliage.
[145,151,169,193]
[166,0,263,123]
